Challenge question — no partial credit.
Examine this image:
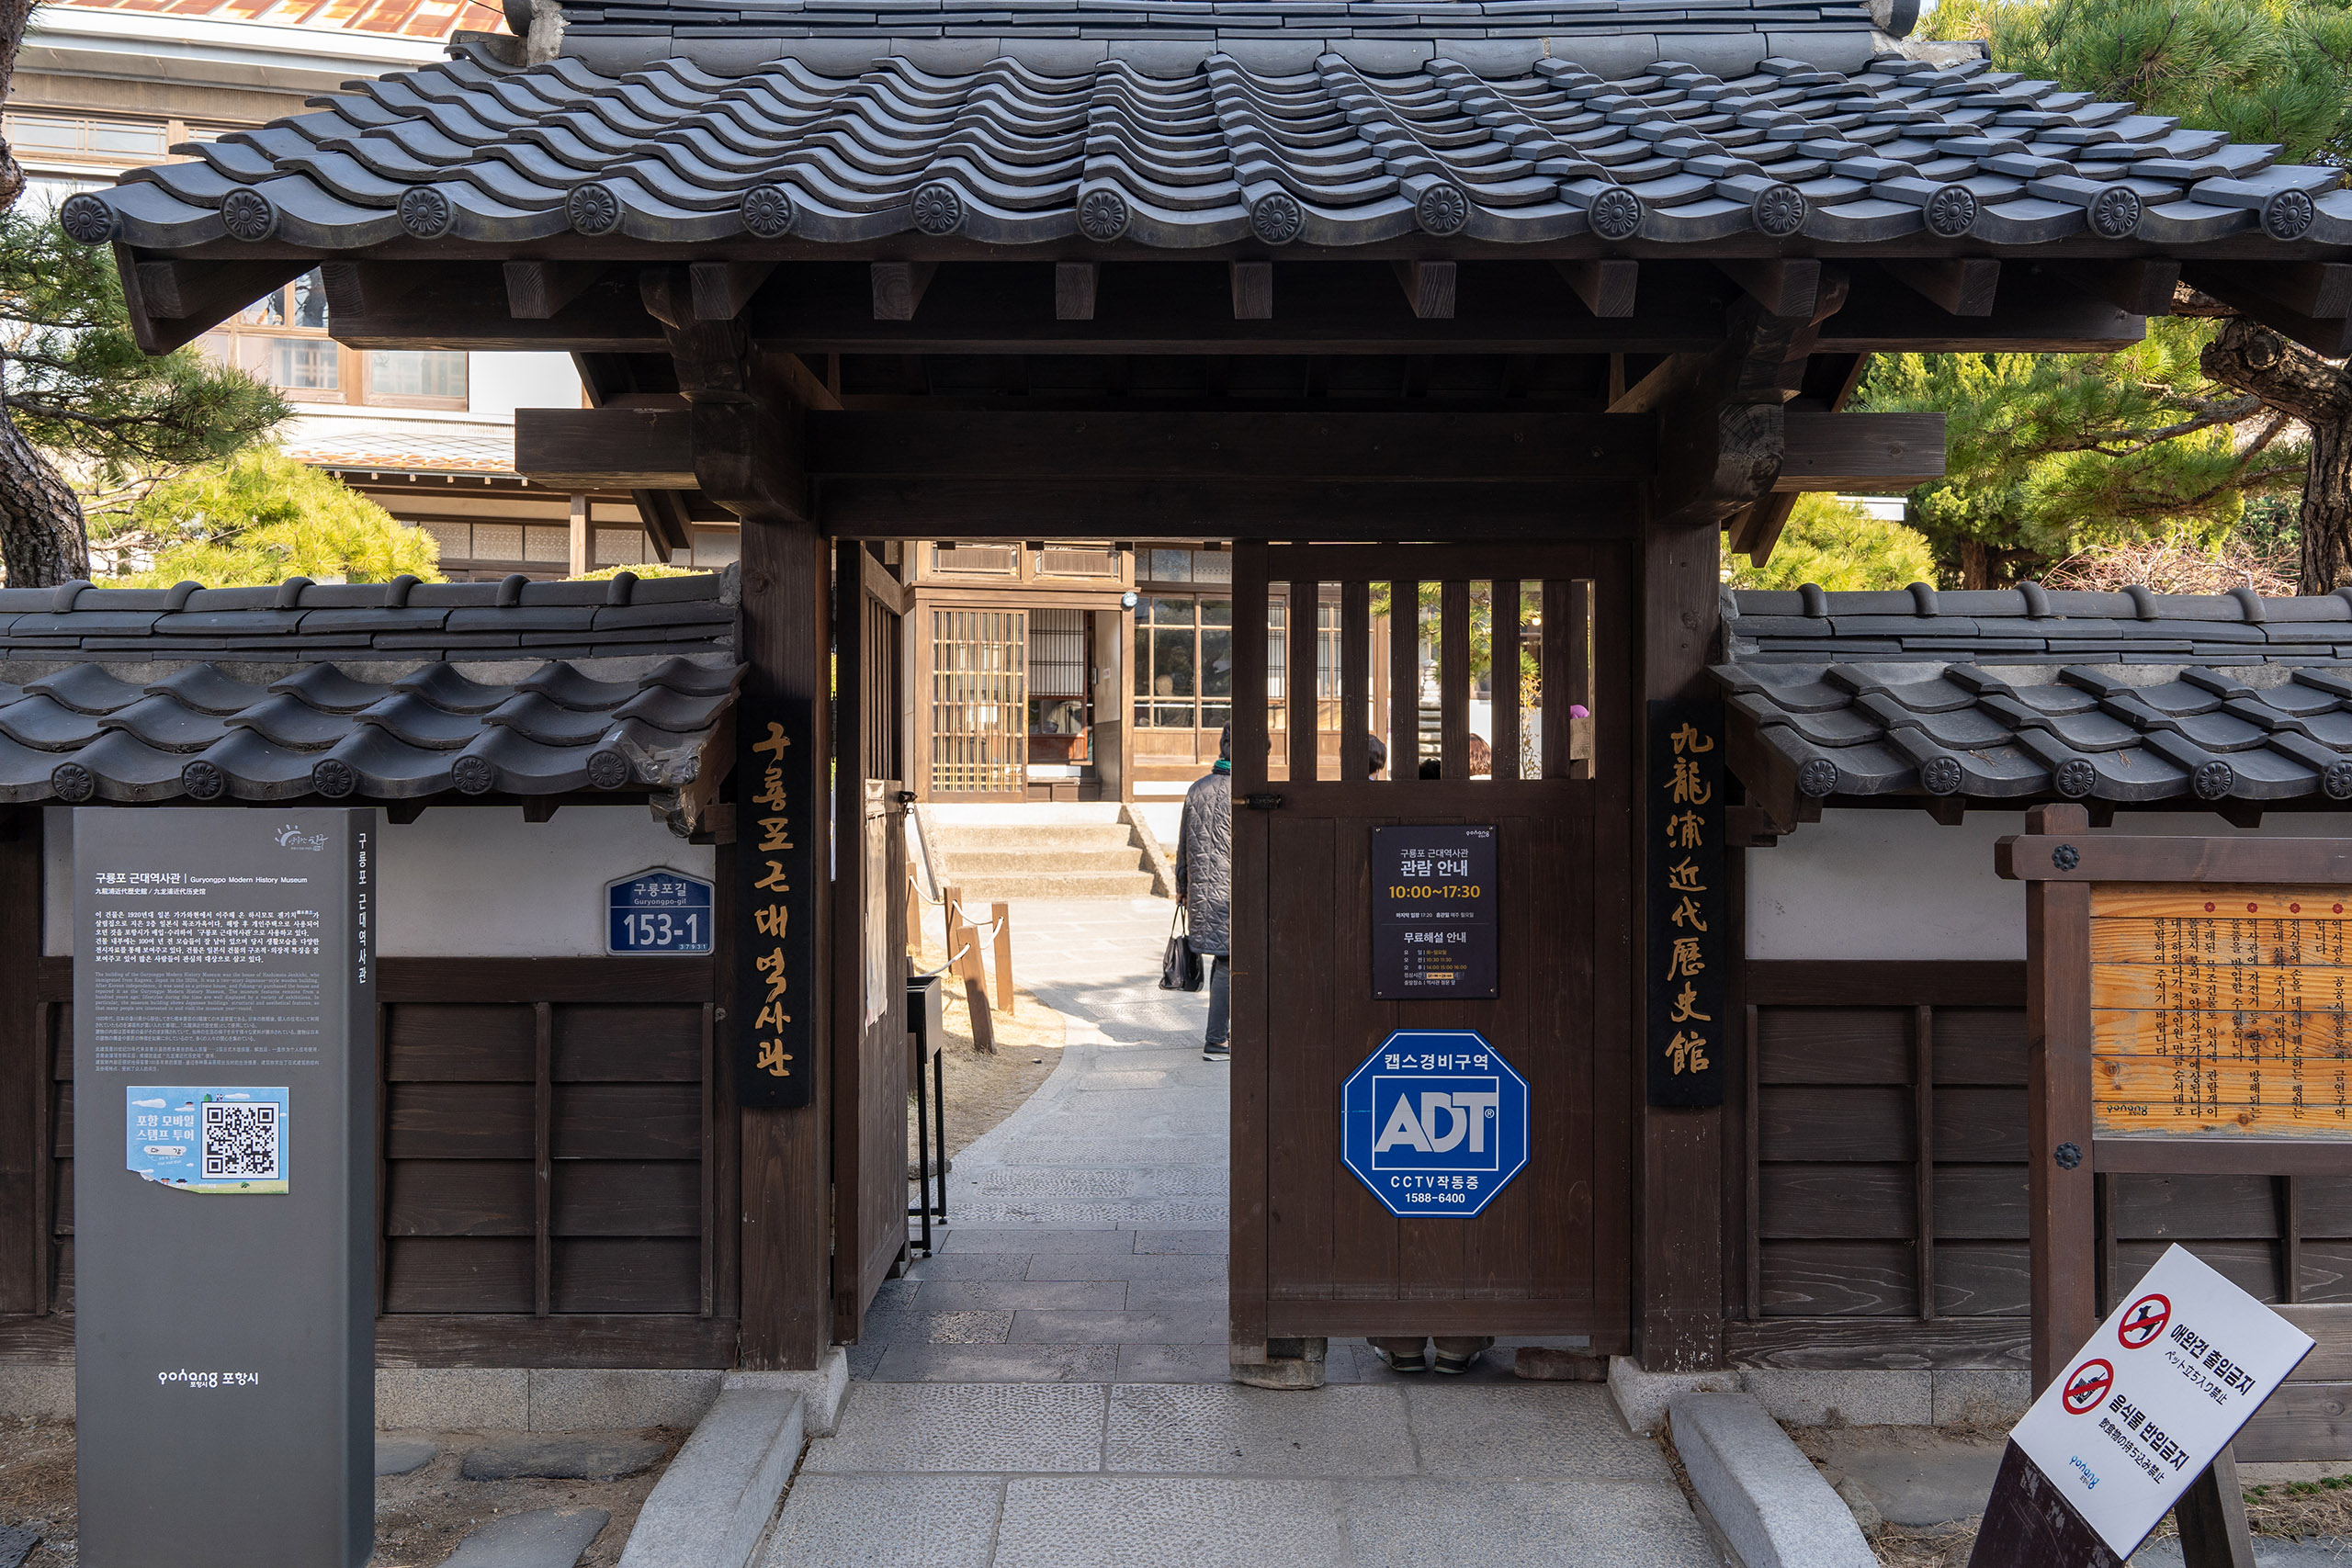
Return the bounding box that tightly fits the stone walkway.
[767,898,1718,1567]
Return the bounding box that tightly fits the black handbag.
[1160,906,1205,992]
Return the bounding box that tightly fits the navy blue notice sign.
[1340,1030,1528,1218]
[607,868,714,955]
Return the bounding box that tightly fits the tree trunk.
[0,408,87,586]
[1957,536,1998,590]
[2202,318,2352,593]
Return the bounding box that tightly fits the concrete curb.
[615,1385,806,1568]
[1607,1355,1740,1436]
[1121,804,1179,900]
[1668,1393,1876,1568]
[725,1348,850,1438]
[1606,1357,2030,1436]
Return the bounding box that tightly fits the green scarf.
[1212,760,1231,774]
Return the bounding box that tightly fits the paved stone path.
[769,898,1718,1567]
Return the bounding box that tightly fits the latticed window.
[931,610,1026,794]
[1133,595,1231,731]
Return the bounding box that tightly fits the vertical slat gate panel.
[1229,544,1272,1361]
[1266,817,1339,1301]
[535,1001,553,1317]
[1440,581,1470,780]
[1587,546,1636,1348]
[1491,581,1521,783]
[1341,581,1372,784]
[1541,581,1572,781]
[1288,580,1319,784]
[0,820,40,1317]
[1567,579,1593,782]
[1389,581,1420,784]
[1916,1004,1937,1322]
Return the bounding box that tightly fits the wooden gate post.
[2024,801,2097,1392]
[1639,520,1725,1371]
[736,515,834,1371]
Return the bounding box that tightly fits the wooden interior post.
[737,517,834,1370]
[1640,519,1725,1371]
[2026,800,2096,1392]
[991,902,1014,1015]
[0,811,42,1316]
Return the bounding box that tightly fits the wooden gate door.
[1228,542,1634,1359]
[833,545,911,1340]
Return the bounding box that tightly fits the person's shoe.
[1203,1040,1231,1062]
[1372,1345,1428,1374]
[1431,1346,1485,1375]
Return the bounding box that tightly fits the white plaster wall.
[44,806,712,958]
[465,352,582,420]
[1748,808,2352,961]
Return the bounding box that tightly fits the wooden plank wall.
[11,951,736,1369]
[1739,959,2351,1458]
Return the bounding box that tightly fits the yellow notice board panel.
[2090,884,2352,1140]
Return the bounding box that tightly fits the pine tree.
[93,449,441,588]
[1915,0,2352,590]
[0,210,288,586]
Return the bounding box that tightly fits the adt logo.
[1340,1030,1529,1219]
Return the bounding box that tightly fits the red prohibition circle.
[2119,1292,2171,1350]
[2064,1359,2116,1416]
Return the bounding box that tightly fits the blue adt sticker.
[1341,1031,1528,1218]
[607,867,714,954]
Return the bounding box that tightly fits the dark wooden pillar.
[641,265,831,1369]
[2025,800,2095,1392]
[1638,521,1726,1371]
[737,518,833,1369]
[0,810,43,1315]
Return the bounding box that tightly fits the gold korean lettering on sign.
[1661,721,1713,1076]
[2089,885,2352,1141]
[751,721,795,1079]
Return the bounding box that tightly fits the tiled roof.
[0,566,739,806]
[1717,584,2352,806]
[60,36,2351,253]
[51,0,506,43]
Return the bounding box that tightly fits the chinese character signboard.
[738,699,816,1109]
[75,809,375,1567]
[1371,826,1498,999]
[1647,700,1726,1108]
[1340,1030,1529,1217]
[2088,886,2352,1142]
[1982,1246,2312,1562]
[607,867,714,955]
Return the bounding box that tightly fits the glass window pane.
[474,524,523,560]
[1133,621,1150,696]
[1148,548,1191,582]
[289,270,329,330]
[1149,595,1194,626]
[7,117,80,152]
[1201,627,1232,698]
[87,121,167,156]
[1154,704,1194,728]
[1200,598,1231,627]
[1151,627,1195,698]
[368,350,467,399]
[1200,702,1231,730]
[1191,550,1233,584]
[266,337,338,390]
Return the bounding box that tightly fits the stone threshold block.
[1668,1393,1877,1568]
[615,1384,807,1568]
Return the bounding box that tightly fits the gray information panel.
[74,809,374,1568]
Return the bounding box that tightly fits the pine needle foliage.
[0,209,287,486]
[1724,494,1939,590]
[96,448,443,588]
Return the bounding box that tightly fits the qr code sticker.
[202,1101,280,1180]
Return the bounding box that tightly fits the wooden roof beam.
[2044,259,2179,317]
[504,261,608,320]
[1881,257,2001,318]
[1056,261,1097,321]
[691,260,777,321]
[2181,261,2352,356]
[515,406,695,491]
[1774,411,1944,492]
[1393,260,1455,320]
[872,261,936,321]
[1557,258,1637,318]
[1714,258,1819,319]
[121,253,310,354]
[1232,261,1272,320]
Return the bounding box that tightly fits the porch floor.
[764,900,1718,1566]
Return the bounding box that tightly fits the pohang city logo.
[274,824,329,852]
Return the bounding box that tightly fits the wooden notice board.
[2088,886,2352,1142]
[1997,807,2352,1402]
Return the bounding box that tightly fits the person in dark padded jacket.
[1175,725,1234,1061]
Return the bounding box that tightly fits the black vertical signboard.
[76,808,374,1567]
[1372,826,1498,999]
[738,697,816,1108]
[1646,701,1727,1108]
